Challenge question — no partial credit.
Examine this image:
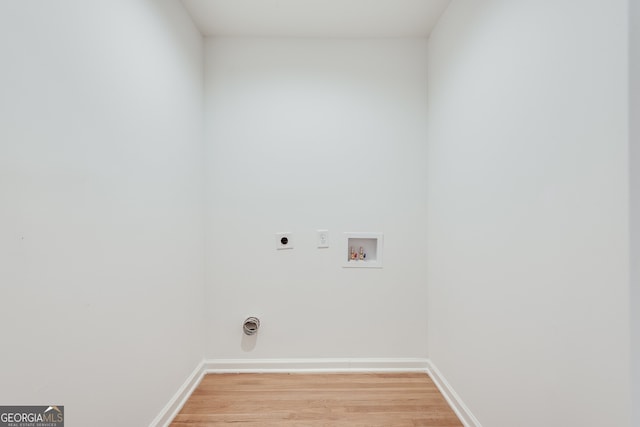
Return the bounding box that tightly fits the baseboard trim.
[203,358,430,373]
[150,360,205,427]
[425,360,482,427]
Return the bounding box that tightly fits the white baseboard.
[203,358,429,373]
[425,359,482,427]
[150,360,206,427]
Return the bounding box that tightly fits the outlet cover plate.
[276,232,293,250]
[317,229,329,248]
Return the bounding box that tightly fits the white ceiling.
[181,0,451,38]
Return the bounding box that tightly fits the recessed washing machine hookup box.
[343,232,383,268]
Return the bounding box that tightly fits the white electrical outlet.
[276,232,293,250]
[317,229,329,248]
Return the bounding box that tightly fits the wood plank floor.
[171,373,463,426]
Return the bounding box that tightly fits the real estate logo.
[0,406,64,427]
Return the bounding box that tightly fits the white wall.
[426,1,630,426]
[630,0,640,424]
[204,38,429,359]
[0,1,205,425]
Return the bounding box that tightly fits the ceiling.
[181,0,451,38]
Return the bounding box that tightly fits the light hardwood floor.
[171,373,463,426]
